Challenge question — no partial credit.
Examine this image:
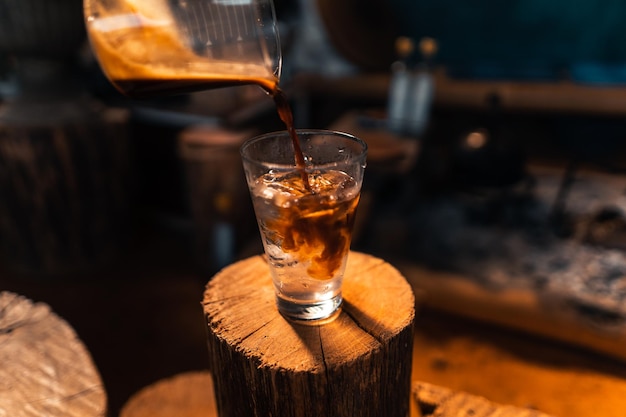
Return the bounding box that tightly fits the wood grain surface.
[0,291,106,417]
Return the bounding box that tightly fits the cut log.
[0,291,107,417]
[413,382,555,417]
[120,371,218,417]
[203,251,415,417]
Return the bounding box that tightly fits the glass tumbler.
[241,130,367,323]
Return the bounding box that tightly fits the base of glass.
[276,294,343,325]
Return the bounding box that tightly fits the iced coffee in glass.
[241,130,367,323]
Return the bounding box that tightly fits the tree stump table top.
[0,291,107,417]
[203,251,415,373]
[203,251,416,417]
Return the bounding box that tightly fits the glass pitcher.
[84,0,282,98]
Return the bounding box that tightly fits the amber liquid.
[252,170,360,281]
[271,88,310,190]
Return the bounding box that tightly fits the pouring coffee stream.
[271,88,312,192]
[84,0,311,192]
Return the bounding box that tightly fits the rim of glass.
[240,129,367,169]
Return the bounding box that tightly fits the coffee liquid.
[271,88,311,191]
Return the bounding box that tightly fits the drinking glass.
[241,130,367,323]
[83,0,282,98]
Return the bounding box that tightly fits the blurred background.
[3,0,626,415]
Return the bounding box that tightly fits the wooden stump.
[121,371,218,417]
[203,251,415,417]
[0,291,107,417]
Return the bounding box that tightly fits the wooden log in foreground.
[413,382,555,417]
[203,251,415,417]
[0,291,106,417]
[121,371,218,417]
